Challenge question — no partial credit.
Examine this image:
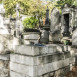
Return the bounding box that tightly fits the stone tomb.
[61,4,73,37]
[10,44,75,77]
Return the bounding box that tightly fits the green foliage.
[63,40,70,45]
[56,0,77,8]
[0,0,2,3]
[3,0,55,18]
[23,17,39,28]
[3,0,46,17]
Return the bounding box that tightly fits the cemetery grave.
[0,2,77,77]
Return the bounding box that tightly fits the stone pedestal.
[23,32,40,45]
[40,30,49,44]
[49,31,62,43]
[10,44,75,77]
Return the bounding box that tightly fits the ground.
[66,65,77,77]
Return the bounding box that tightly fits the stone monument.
[49,8,62,43]
[40,7,50,44]
[12,3,23,49]
[50,8,61,32]
[61,4,75,44]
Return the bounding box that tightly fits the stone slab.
[0,54,10,60]
[10,62,38,77]
[10,71,43,77]
[15,45,56,56]
[10,71,34,77]
[10,58,70,76]
[10,52,68,66]
[24,33,39,40]
[10,71,23,77]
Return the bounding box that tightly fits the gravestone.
[49,8,62,42]
[50,8,61,32]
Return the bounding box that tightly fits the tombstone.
[50,8,61,32]
[40,7,50,44]
[49,8,62,42]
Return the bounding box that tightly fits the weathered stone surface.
[0,54,10,60]
[10,71,43,77]
[10,54,34,65]
[0,35,13,54]
[50,7,62,42]
[40,30,49,44]
[64,52,71,59]
[10,71,23,77]
[15,45,56,56]
[15,45,39,56]
[24,33,39,40]
[23,32,39,45]
[50,8,61,32]
[10,71,33,77]
[43,73,49,77]
[49,31,62,42]
[10,44,75,77]
[10,52,69,66]
[0,60,9,77]
[72,29,77,45]
[10,62,38,77]
[10,58,71,76]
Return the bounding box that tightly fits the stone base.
[49,31,62,42]
[23,32,40,45]
[10,44,75,77]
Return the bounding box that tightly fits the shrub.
[23,17,39,28]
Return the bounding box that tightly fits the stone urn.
[23,29,40,45]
